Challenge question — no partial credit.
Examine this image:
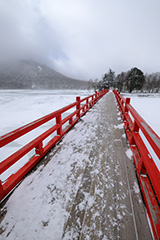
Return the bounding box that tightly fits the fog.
[0,0,160,80]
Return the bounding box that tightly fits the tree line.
[88,67,160,93]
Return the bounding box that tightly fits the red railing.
[0,90,108,202]
[113,90,160,240]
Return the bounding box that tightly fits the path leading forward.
[0,92,152,240]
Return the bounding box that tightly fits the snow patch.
[133,181,140,194]
[119,181,123,186]
[114,123,124,129]
[122,133,126,138]
[125,149,133,160]
[117,212,123,220]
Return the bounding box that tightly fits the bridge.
[0,91,159,239]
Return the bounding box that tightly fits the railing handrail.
[113,89,160,240]
[0,89,108,202]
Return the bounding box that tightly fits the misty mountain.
[0,60,88,89]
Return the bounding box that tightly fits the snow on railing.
[113,89,160,240]
[0,90,108,202]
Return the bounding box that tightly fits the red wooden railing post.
[35,142,43,156]
[86,98,89,110]
[0,180,5,200]
[56,114,62,136]
[125,98,130,112]
[95,91,98,102]
[132,121,139,132]
[69,117,73,125]
[91,95,94,105]
[123,98,130,130]
[76,96,81,119]
[130,121,139,146]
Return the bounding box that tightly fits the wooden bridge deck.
[0,92,152,239]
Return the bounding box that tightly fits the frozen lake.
[0,89,93,181]
[0,89,93,136]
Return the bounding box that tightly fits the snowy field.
[1,90,159,137]
[0,90,160,181]
[0,89,93,181]
[0,89,93,136]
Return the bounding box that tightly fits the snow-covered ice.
[0,89,93,136]
[0,89,93,181]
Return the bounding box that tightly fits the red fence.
[0,90,108,202]
[113,90,160,240]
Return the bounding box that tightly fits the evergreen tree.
[98,68,115,90]
[126,67,145,93]
[116,72,127,92]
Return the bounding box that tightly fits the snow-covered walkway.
[0,92,152,240]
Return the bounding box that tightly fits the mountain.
[0,60,88,89]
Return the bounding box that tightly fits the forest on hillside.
[88,67,160,93]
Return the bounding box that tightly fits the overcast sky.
[0,0,160,80]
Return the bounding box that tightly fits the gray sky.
[0,0,160,80]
